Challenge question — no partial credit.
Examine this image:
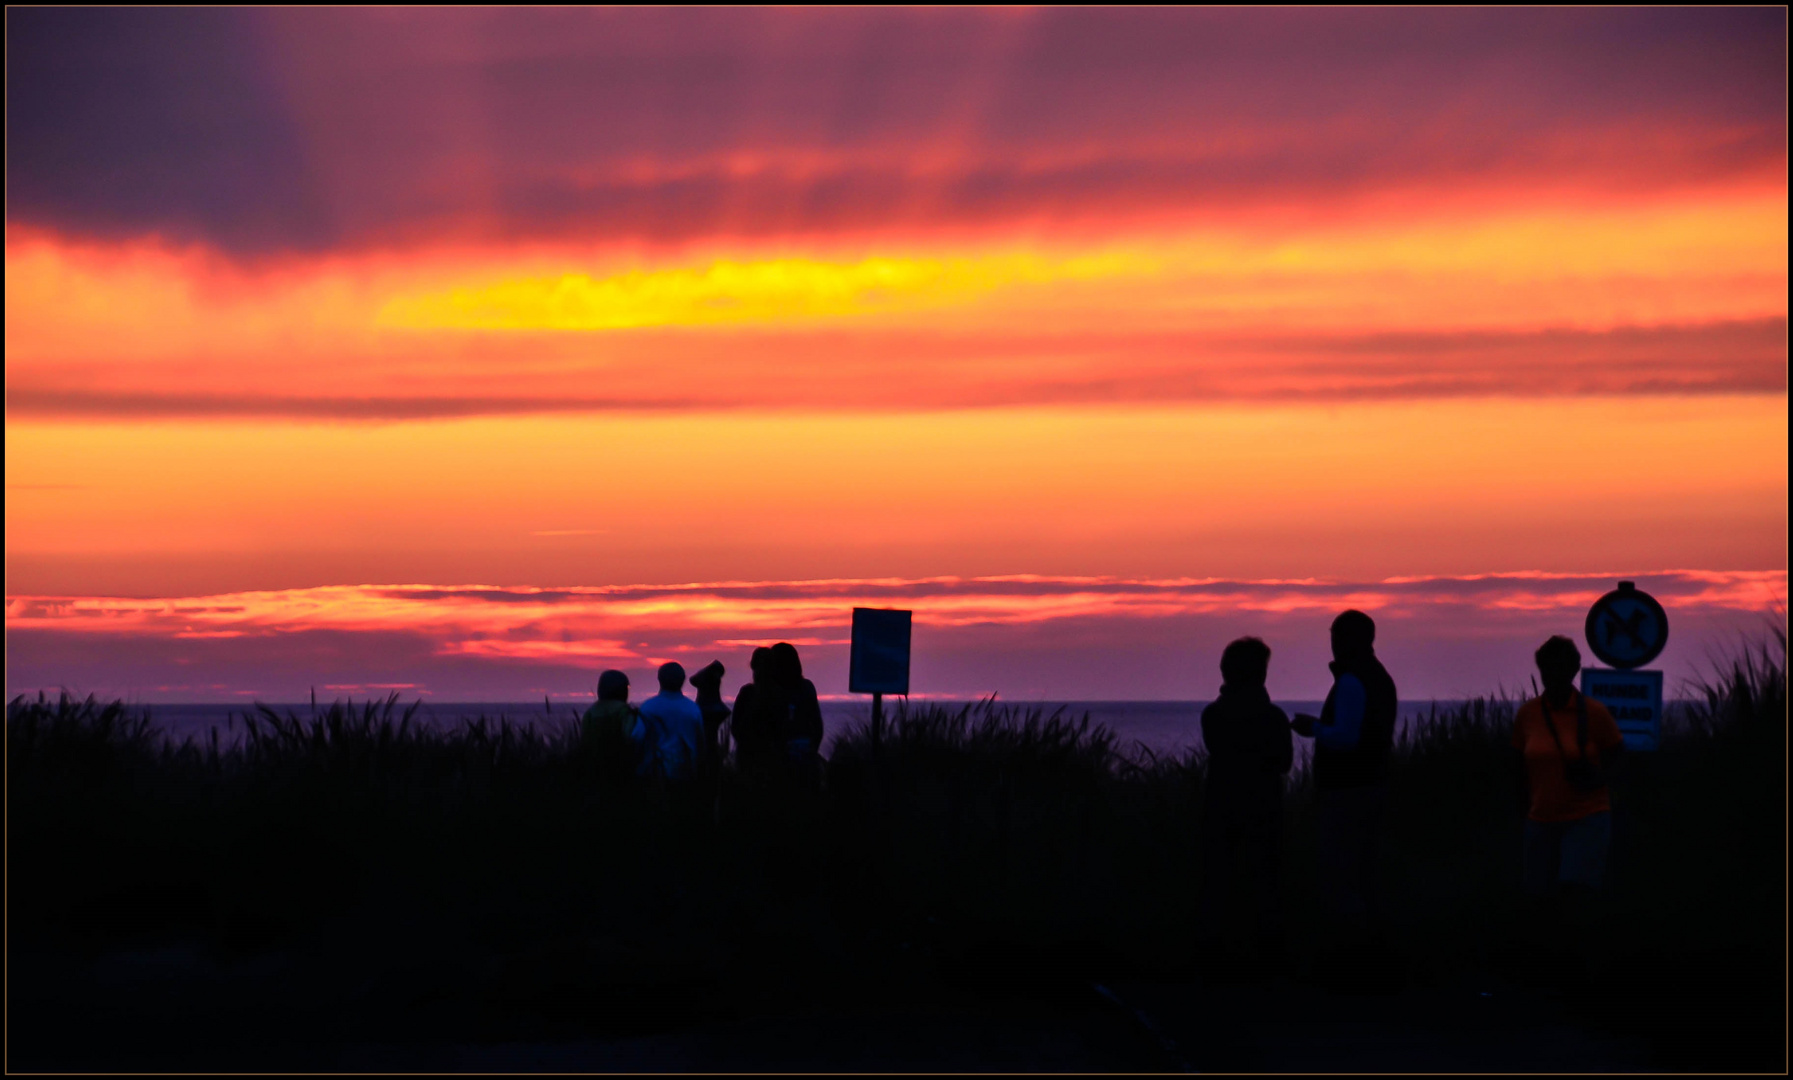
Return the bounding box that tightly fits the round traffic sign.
[1584,581,1668,669]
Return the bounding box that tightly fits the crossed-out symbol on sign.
[1602,606,1651,651]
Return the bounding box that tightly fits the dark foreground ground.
[8,643,1785,1072]
[12,931,1660,1072]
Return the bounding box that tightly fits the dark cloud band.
[7,8,1784,257]
[8,318,1784,421]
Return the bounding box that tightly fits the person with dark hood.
[1198,636,1294,974]
[581,669,643,780]
[1291,609,1399,986]
[688,660,731,760]
[685,660,731,817]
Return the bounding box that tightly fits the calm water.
[133,698,1473,758]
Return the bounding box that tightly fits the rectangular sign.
[849,607,912,695]
[1581,667,1663,752]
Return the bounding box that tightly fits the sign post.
[1581,581,1669,751]
[849,607,911,754]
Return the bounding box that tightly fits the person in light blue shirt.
[635,661,707,782]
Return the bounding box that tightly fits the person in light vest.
[1291,609,1399,986]
[582,669,643,781]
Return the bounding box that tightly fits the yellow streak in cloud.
[9,188,1782,366]
[375,252,1147,331]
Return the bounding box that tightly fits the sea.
[132,698,1481,760]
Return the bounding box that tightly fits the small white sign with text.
[1582,667,1663,752]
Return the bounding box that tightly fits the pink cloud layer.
[7,570,1782,702]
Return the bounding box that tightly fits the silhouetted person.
[1511,635,1623,986]
[687,660,730,819]
[689,660,731,761]
[1198,636,1293,975]
[582,669,642,781]
[729,647,786,773]
[637,662,706,782]
[1291,609,1398,987]
[769,641,825,785]
[730,643,824,790]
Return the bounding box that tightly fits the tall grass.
[1679,621,1788,736]
[7,690,161,770]
[826,699,1167,980]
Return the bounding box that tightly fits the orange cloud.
[6,187,1784,418]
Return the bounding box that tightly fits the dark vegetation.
[8,629,1785,1070]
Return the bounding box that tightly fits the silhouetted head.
[1220,636,1272,690]
[1331,610,1376,662]
[689,660,725,695]
[1535,635,1581,697]
[769,641,804,686]
[657,661,686,693]
[749,647,775,685]
[597,669,630,702]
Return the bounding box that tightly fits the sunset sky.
[6,8,1786,702]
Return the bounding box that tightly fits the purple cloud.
[8,8,1783,256]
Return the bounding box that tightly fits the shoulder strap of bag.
[1542,691,1596,774]
[1575,690,1590,757]
[1542,694,1573,762]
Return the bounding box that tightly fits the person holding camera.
[1510,635,1624,983]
